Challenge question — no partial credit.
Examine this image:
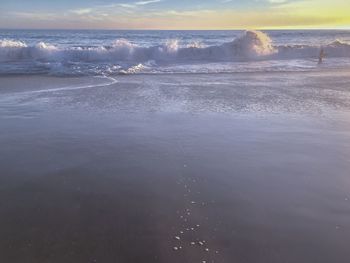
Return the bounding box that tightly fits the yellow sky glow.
[1,0,350,29]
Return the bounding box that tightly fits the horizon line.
[1,27,350,31]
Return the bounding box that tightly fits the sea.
[1,29,350,263]
[1,29,350,76]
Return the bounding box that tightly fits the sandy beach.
[1,71,350,262]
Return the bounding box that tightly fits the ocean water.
[1,30,350,263]
[1,29,350,76]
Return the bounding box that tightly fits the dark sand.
[1,72,350,263]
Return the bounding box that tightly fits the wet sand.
[1,72,350,263]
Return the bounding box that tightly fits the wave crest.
[231,30,276,58]
[1,30,350,75]
[0,31,280,63]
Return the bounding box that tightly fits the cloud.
[8,11,58,21]
[100,0,162,9]
[135,0,163,5]
[115,4,137,9]
[267,0,288,3]
[70,8,93,15]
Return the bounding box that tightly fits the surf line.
[21,75,119,95]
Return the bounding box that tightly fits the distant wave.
[1,31,350,75]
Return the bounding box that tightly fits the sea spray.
[1,31,350,75]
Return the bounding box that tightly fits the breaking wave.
[1,30,350,75]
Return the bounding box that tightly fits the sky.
[0,0,350,29]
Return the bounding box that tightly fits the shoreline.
[1,71,350,263]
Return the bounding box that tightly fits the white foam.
[0,39,27,48]
[24,76,118,94]
[1,31,350,75]
[230,30,277,58]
